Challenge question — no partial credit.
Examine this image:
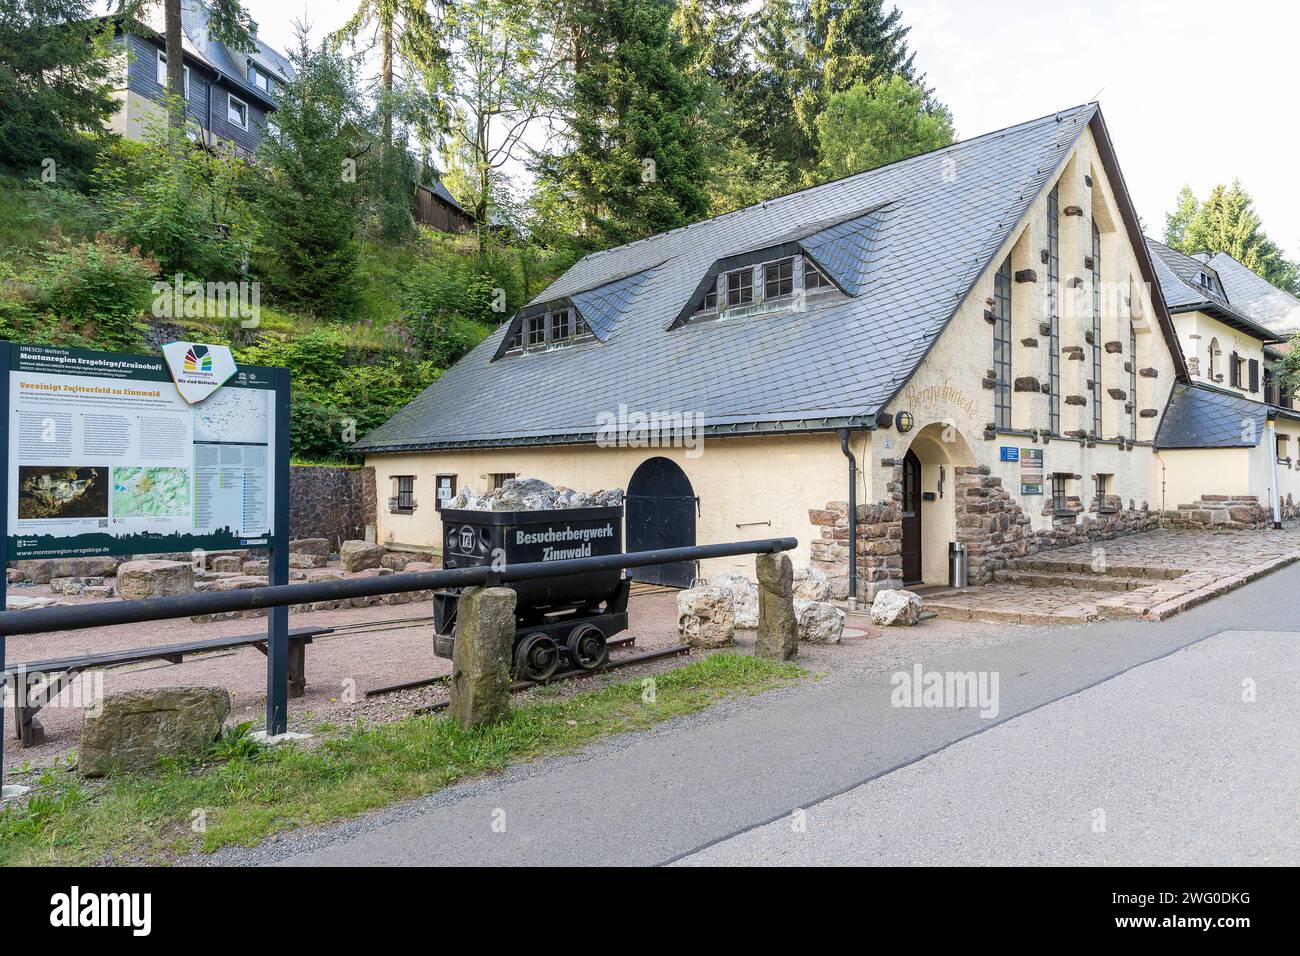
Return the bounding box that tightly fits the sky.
[165,1,1300,258]
[900,0,1300,258]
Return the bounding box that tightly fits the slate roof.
[425,179,469,216]
[356,103,1175,454]
[1156,382,1300,448]
[1203,251,1300,335]
[136,0,292,109]
[1146,239,1280,341]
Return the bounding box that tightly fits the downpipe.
[839,428,858,607]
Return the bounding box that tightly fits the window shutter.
[1230,351,1239,387]
[1249,359,1260,393]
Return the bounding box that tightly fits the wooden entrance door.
[901,449,922,585]
[625,457,698,588]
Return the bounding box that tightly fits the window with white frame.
[227,93,248,129]
[156,51,190,98]
[250,65,269,93]
[695,254,838,320]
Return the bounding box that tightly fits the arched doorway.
[626,457,697,587]
[901,449,922,584]
[900,423,977,586]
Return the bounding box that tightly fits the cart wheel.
[515,633,560,682]
[566,624,608,671]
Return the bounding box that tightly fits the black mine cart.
[433,506,631,681]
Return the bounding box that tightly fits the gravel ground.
[2,581,1023,774]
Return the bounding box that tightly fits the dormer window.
[725,268,754,307]
[526,314,546,347]
[1196,271,1221,296]
[764,257,795,299]
[804,257,832,291]
[503,304,595,356]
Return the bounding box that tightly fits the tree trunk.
[165,0,185,138]
[380,22,394,150]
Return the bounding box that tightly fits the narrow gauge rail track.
[411,643,693,715]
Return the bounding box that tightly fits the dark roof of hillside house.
[355,103,1185,453]
[1146,238,1280,342]
[131,0,292,110]
[1201,251,1300,335]
[1157,382,1300,448]
[424,179,469,215]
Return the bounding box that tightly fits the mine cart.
[432,506,630,681]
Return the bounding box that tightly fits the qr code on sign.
[98,519,108,528]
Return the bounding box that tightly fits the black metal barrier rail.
[0,537,797,638]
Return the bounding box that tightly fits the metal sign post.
[265,367,291,736]
[1,340,10,786]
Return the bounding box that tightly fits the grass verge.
[0,653,802,866]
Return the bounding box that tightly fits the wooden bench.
[1,626,331,747]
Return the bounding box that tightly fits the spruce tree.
[563,0,710,245]
[0,0,116,186]
[252,33,361,320]
[1168,181,1300,296]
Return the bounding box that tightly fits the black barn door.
[626,457,697,587]
[901,449,923,585]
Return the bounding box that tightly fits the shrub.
[19,236,157,351]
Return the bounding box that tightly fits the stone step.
[993,569,1152,592]
[1007,557,1185,580]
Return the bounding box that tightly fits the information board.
[5,343,280,560]
[1020,447,1044,495]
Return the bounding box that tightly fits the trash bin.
[948,542,968,588]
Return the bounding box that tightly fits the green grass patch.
[0,653,802,866]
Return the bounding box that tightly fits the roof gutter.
[838,428,861,605]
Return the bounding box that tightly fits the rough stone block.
[755,553,798,660]
[339,539,384,572]
[792,566,830,601]
[708,570,759,628]
[289,537,331,557]
[115,560,194,600]
[870,588,923,626]
[448,586,517,730]
[80,687,230,777]
[794,599,845,644]
[677,586,735,648]
[14,556,121,585]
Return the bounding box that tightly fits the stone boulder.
[80,687,230,777]
[708,570,759,629]
[208,575,266,592]
[14,556,121,585]
[304,568,346,583]
[7,594,61,610]
[404,561,438,573]
[241,558,270,575]
[339,539,384,572]
[794,600,845,644]
[870,588,922,627]
[115,560,194,600]
[677,586,735,648]
[209,554,243,573]
[793,567,831,602]
[289,537,331,557]
[288,552,328,569]
[49,576,106,596]
[381,550,433,571]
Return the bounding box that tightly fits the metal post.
[0,340,9,783]
[1267,418,1283,529]
[838,428,858,603]
[265,367,291,736]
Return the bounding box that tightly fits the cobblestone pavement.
[925,528,1300,624]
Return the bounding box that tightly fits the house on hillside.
[354,103,1296,600]
[1145,239,1300,518]
[415,180,475,233]
[106,0,293,157]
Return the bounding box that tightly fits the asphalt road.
[258,563,1300,867]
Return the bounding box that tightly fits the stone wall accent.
[289,465,376,548]
[809,461,904,600]
[953,466,1160,585]
[1161,495,1272,531]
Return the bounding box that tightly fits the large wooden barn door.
[626,457,697,588]
[901,449,923,585]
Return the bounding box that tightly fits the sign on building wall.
[1000,446,1019,462]
[1020,448,1044,495]
[5,343,281,560]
